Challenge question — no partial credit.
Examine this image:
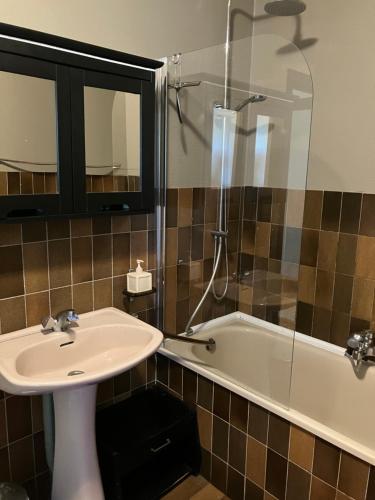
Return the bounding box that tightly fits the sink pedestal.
[52,384,104,500]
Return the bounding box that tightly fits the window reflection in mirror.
[0,72,58,195]
[84,87,140,193]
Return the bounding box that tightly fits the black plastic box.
[96,386,201,500]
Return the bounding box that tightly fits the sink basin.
[0,307,163,500]
[0,307,163,394]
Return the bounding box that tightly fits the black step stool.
[96,385,201,500]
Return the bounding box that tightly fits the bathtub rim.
[159,311,375,466]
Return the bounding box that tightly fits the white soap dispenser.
[127,259,152,294]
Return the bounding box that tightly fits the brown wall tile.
[22,221,46,243]
[0,296,26,333]
[255,222,271,258]
[72,237,93,284]
[48,219,70,240]
[0,224,21,246]
[205,189,218,224]
[265,449,287,499]
[230,392,248,433]
[257,188,272,222]
[130,214,147,232]
[312,306,332,342]
[197,406,212,451]
[289,425,314,472]
[24,242,49,293]
[212,415,228,461]
[166,189,178,227]
[130,231,148,268]
[6,396,32,442]
[313,438,340,487]
[71,218,92,237]
[213,384,230,421]
[248,402,268,445]
[113,233,130,276]
[360,194,375,237]
[303,190,323,229]
[93,235,112,279]
[228,426,246,474]
[271,188,286,225]
[338,451,369,500]
[112,215,130,234]
[268,414,290,458]
[317,231,338,272]
[0,245,24,298]
[321,191,342,232]
[73,282,93,314]
[356,236,375,279]
[211,454,227,494]
[332,274,353,313]
[286,463,311,500]
[336,233,357,275]
[50,286,72,317]
[227,466,244,500]
[246,436,266,488]
[310,476,336,500]
[48,239,71,288]
[92,216,111,235]
[298,265,316,304]
[300,229,319,267]
[197,376,213,412]
[340,192,362,234]
[178,188,193,227]
[352,277,375,321]
[192,188,205,225]
[243,187,258,221]
[26,291,49,327]
[9,436,34,483]
[93,278,112,310]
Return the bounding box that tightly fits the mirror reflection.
[84,87,140,193]
[0,71,58,195]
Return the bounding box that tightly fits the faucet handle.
[347,333,365,350]
[41,316,56,332]
[58,309,79,322]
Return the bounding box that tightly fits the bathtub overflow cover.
[67,370,85,376]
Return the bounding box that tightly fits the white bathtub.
[159,312,375,465]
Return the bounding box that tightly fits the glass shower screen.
[163,34,313,408]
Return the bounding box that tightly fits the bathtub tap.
[345,330,375,367]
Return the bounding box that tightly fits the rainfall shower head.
[234,94,267,112]
[264,0,306,16]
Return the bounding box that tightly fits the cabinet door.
[0,52,72,219]
[70,68,155,215]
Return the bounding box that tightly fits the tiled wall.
[86,174,140,192]
[0,213,158,499]
[165,187,242,335]
[157,356,375,500]
[166,186,375,349]
[239,188,375,349]
[0,171,140,195]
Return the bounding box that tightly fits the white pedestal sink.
[0,307,163,500]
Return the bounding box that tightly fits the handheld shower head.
[264,0,306,16]
[234,94,267,112]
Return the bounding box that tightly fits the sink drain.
[67,370,85,376]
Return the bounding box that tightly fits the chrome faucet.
[345,330,375,367]
[41,309,79,333]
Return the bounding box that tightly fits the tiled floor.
[162,475,228,500]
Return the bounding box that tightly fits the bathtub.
[159,312,375,465]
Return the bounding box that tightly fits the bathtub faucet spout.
[345,330,375,368]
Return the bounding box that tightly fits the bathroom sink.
[0,307,163,500]
[0,307,163,395]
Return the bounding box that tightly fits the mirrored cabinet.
[0,23,162,220]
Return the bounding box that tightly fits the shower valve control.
[345,330,375,368]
